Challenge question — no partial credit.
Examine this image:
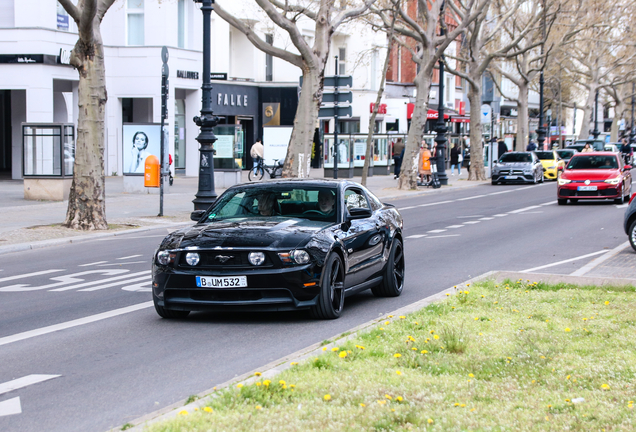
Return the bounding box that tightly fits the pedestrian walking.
[450,144,461,176]
[497,139,508,160]
[418,142,432,184]
[526,140,537,151]
[393,138,405,179]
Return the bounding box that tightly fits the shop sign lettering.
[217,93,248,107]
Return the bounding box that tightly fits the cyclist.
[620,136,632,165]
[250,140,264,173]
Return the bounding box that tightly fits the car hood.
[539,160,557,166]
[159,218,333,250]
[562,169,620,181]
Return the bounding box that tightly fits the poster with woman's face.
[123,124,161,174]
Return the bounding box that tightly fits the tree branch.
[58,0,81,25]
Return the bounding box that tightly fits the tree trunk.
[467,78,485,180]
[610,99,624,142]
[282,67,323,178]
[578,87,596,140]
[516,80,529,151]
[64,27,108,230]
[398,71,431,190]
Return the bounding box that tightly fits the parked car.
[566,139,605,152]
[491,152,544,185]
[535,150,566,181]
[152,179,405,320]
[623,193,636,251]
[556,148,577,165]
[557,152,632,205]
[604,143,620,153]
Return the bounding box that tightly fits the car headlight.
[156,250,176,265]
[557,178,571,185]
[292,250,310,264]
[604,177,621,184]
[185,252,200,266]
[248,252,266,266]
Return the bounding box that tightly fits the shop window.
[338,48,346,75]
[337,120,359,134]
[177,0,186,48]
[386,120,399,133]
[127,0,145,46]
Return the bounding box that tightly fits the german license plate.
[504,176,516,179]
[577,186,597,191]
[196,276,247,288]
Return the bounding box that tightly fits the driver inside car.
[318,190,336,215]
[257,192,278,216]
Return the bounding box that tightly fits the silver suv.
[492,152,544,185]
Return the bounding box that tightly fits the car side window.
[344,189,370,211]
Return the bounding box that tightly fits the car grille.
[560,188,617,197]
[165,288,293,303]
[176,251,275,269]
[497,169,526,175]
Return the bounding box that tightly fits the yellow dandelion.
[494,301,498,304]
[547,405,551,408]
[532,380,536,384]
[430,330,435,334]
[377,400,387,405]
[254,372,262,376]
[474,317,479,321]
[322,347,327,351]
[479,332,483,336]
[481,295,485,298]
[601,383,610,390]
[582,318,587,321]
[428,418,434,424]
[385,321,390,325]
[263,380,271,386]
[290,384,296,388]
[446,293,450,296]
[380,327,384,330]
[255,405,262,410]
[360,403,366,407]
[385,394,393,400]
[331,347,339,352]
[204,407,213,413]
[433,334,440,340]
[396,370,402,375]
[469,373,474,378]
[399,316,406,319]
[324,394,332,401]
[290,362,298,365]
[470,408,476,412]
[412,347,417,351]
[604,301,610,305]
[566,375,570,380]
[394,353,402,358]
[339,351,347,358]
[466,283,470,286]
[388,315,393,318]
[255,382,262,386]
[565,399,570,402]
[421,350,428,354]
[279,380,286,385]
[565,328,571,332]
[452,306,456,310]
[237,383,244,388]
[178,410,188,415]
[391,408,396,412]
[460,404,466,408]
[396,396,403,402]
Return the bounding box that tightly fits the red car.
[557,152,632,205]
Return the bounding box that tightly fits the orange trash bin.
[144,155,160,187]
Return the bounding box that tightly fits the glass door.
[174,99,186,169]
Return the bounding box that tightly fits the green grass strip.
[145,279,636,431]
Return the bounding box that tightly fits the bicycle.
[248,158,283,181]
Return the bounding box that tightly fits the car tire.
[372,238,405,298]
[310,253,345,320]
[629,220,636,252]
[557,198,567,205]
[491,180,497,185]
[614,193,625,205]
[154,299,190,319]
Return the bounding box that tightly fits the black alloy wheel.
[310,253,345,319]
[629,220,636,252]
[615,190,626,205]
[373,238,405,297]
[248,167,265,181]
[154,298,190,319]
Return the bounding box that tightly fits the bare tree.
[58,0,117,230]
[215,0,375,178]
[373,0,488,190]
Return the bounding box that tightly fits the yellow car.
[535,150,565,180]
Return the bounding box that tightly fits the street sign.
[322,92,352,104]
[481,104,492,124]
[318,106,352,118]
[299,75,353,88]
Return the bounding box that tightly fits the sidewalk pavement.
[0,168,483,253]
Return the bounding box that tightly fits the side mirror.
[347,207,373,220]
[190,210,206,222]
[624,165,632,171]
[558,166,564,171]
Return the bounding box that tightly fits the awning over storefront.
[451,116,470,123]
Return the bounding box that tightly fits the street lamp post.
[192,0,220,211]
[536,0,547,150]
[592,90,600,140]
[630,82,635,146]
[434,1,448,185]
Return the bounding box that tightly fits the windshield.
[556,150,574,158]
[567,155,618,170]
[574,140,604,151]
[203,186,339,223]
[499,153,531,163]
[535,151,555,160]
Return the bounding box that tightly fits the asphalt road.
[0,180,629,432]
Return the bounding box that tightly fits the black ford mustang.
[152,179,404,319]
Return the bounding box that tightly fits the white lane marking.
[457,195,486,201]
[121,280,152,292]
[50,270,148,292]
[79,275,151,292]
[463,221,481,225]
[0,270,129,292]
[479,217,494,220]
[397,206,417,211]
[78,261,108,267]
[0,270,64,284]
[427,229,447,233]
[418,200,454,207]
[117,255,142,260]
[427,234,460,239]
[445,225,464,229]
[616,203,629,209]
[570,242,629,276]
[457,215,484,218]
[0,397,21,417]
[494,214,508,217]
[508,205,541,214]
[520,250,608,273]
[488,190,514,195]
[540,201,556,206]
[0,374,61,396]
[0,302,153,347]
[515,185,540,190]
[97,261,147,267]
[406,234,427,239]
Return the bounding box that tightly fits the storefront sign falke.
[217,93,248,107]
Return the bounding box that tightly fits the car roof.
[571,151,618,156]
[225,178,366,191]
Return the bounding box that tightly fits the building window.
[265,34,273,82]
[56,2,69,31]
[337,120,359,134]
[338,48,346,75]
[177,0,186,48]
[127,0,144,46]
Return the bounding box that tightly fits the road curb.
[0,222,191,256]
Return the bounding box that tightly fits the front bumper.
[492,172,534,183]
[544,167,558,180]
[153,264,322,312]
[558,183,621,199]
